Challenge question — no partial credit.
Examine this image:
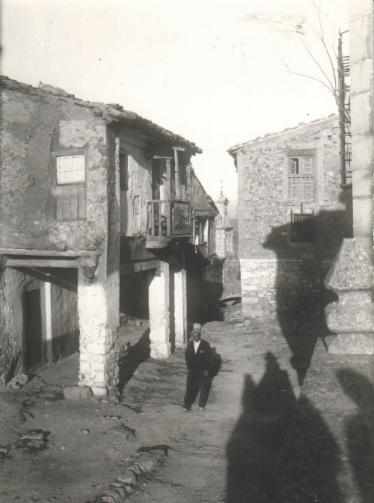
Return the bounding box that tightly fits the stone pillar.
[149,262,171,358]
[78,261,111,397]
[325,240,374,353]
[325,0,374,353]
[174,268,187,348]
[41,282,53,364]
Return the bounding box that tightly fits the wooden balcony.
[146,200,192,248]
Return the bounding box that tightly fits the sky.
[1,0,349,214]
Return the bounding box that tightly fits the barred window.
[287,155,315,202]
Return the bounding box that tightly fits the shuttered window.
[287,155,315,203]
[55,154,86,221]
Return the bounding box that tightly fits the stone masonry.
[229,115,352,319]
[325,0,374,354]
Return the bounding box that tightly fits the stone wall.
[0,79,109,251]
[350,0,374,239]
[216,228,226,258]
[0,269,25,382]
[222,257,241,298]
[322,0,374,354]
[232,115,352,318]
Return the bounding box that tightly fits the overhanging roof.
[1,76,202,154]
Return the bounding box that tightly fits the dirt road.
[124,320,374,503]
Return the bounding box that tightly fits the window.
[177,150,187,187]
[194,218,203,245]
[287,155,315,202]
[151,157,169,200]
[289,158,299,175]
[173,148,187,200]
[55,154,86,221]
[56,155,85,185]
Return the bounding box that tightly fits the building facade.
[229,115,352,320]
[0,76,215,394]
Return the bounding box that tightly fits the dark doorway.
[23,288,44,370]
[120,271,150,319]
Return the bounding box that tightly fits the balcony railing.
[146,200,192,248]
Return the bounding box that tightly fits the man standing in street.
[183,323,212,411]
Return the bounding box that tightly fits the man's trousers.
[184,371,212,409]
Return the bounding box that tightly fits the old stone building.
[213,190,240,306]
[215,189,234,259]
[228,115,352,321]
[0,76,217,394]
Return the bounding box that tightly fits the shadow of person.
[262,206,349,385]
[117,329,150,399]
[337,369,374,503]
[226,352,343,503]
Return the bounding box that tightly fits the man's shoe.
[183,406,191,412]
[199,406,205,411]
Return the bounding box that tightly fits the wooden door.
[23,289,43,370]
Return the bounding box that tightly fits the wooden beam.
[14,267,77,292]
[121,259,160,275]
[6,258,79,269]
[0,248,98,257]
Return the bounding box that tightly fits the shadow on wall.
[262,201,352,384]
[117,328,150,398]
[337,369,374,503]
[226,352,343,503]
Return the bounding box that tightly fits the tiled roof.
[227,114,338,155]
[1,75,202,154]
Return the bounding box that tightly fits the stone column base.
[150,341,171,359]
[325,238,374,354]
[149,262,171,359]
[174,268,187,348]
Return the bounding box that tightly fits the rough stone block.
[325,238,374,291]
[326,299,374,333]
[351,134,374,172]
[63,385,93,400]
[327,333,374,355]
[350,58,373,96]
[90,386,108,398]
[350,92,372,135]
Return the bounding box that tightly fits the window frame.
[52,150,87,221]
[55,152,86,187]
[286,149,316,204]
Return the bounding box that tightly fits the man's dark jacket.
[185,339,211,374]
